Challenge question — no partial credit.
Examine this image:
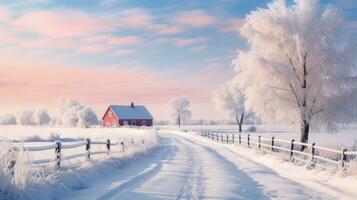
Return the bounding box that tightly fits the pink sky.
[0,3,239,121]
[0,63,230,120]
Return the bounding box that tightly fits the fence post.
[226,134,229,143]
[247,134,250,147]
[7,148,17,175]
[121,141,125,153]
[310,143,316,164]
[55,140,62,170]
[106,139,111,155]
[271,137,275,152]
[232,134,235,144]
[258,136,261,149]
[289,139,295,161]
[239,134,241,144]
[221,133,223,142]
[86,138,91,161]
[340,147,347,169]
[216,133,218,142]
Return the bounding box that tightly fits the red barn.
[102,103,153,128]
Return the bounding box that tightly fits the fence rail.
[200,130,357,169]
[6,138,143,171]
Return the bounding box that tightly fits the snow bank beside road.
[168,130,357,199]
[0,128,158,200]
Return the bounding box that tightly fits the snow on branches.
[169,97,192,127]
[233,0,357,143]
[212,82,246,132]
[55,99,99,128]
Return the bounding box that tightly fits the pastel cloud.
[0,6,9,22]
[153,37,208,49]
[82,35,143,46]
[174,37,207,47]
[219,18,244,33]
[119,8,153,29]
[174,10,217,28]
[118,8,185,35]
[152,24,185,35]
[112,49,136,56]
[191,45,208,52]
[14,10,116,38]
[23,38,77,49]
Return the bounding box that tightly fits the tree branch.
[286,54,302,85]
[267,84,289,91]
[289,82,301,108]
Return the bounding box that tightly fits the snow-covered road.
[60,131,353,200]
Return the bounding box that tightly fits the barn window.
[109,111,112,117]
[142,121,146,126]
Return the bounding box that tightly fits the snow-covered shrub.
[0,115,16,125]
[55,99,99,128]
[33,109,51,126]
[0,141,40,199]
[246,126,257,133]
[345,160,357,177]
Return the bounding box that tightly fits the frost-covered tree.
[77,107,99,128]
[169,97,192,127]
[16,111,34,126]
[212,82,246,132]
[55,99,98,128]
[33,109,51,126]
[233,0,357,146]
[0,114,16,125]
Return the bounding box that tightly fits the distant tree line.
[0,99,99,128]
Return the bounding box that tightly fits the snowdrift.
[0,128,158,200]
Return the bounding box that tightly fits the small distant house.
[102,103,153,128]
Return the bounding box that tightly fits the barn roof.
[109,105,153,120]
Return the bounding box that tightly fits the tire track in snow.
[97,143,177,200]
[175,144,204,200]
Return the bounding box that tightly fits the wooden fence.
[200,130,357,169]
[7,138,143,171]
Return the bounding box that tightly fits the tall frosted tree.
[169,97,192,127]
[233,0,357,146]
[212,82,246,132]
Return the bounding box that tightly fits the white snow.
[166,130,357,199]
[1,126,356,199]
[0,127,158,200]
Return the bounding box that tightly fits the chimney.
[131,102,134,108]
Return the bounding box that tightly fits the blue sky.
[0,0,355,120]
